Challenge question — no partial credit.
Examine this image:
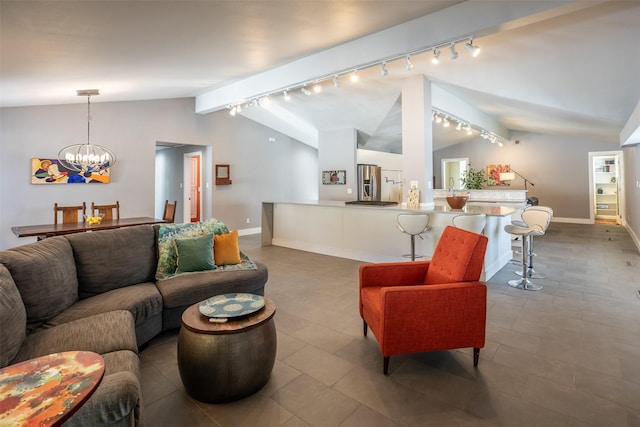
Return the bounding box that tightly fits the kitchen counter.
[262,200,524,280]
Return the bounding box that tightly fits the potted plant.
[460,164,486,190]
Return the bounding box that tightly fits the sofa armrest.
[14,310,138,363]
[377,282,487,356]
[359,261,430,289]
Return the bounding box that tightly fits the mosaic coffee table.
[178,294,276,403]
[0,351,104,426]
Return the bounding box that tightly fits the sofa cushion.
[157,260,268,309]
[214,230,242,265]
[175,233,216,273]
[0,264,26,368]
[14,310,138,363]
[65,225,157,299]
[0,236,78,330]
[41,282,162,330]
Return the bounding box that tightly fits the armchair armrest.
[377,281,486,357]
[359,261,430,289]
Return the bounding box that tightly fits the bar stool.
[504,208,551,291]
[514,206,553,279]
[452,213,486,234]
[397,213,430,261]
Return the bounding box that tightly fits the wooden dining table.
[12,217,167,238]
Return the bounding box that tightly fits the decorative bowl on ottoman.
[446,195,468,209]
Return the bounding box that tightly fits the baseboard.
[550,217,592,224]
[625,224,640,253]
[238,227,261,236]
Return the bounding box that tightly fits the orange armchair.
[359,225,489,374]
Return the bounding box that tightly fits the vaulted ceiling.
[2,1,639,151]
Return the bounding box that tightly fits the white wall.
[434,131,625,221]
[318,129,356,201]
[0,98,317,249]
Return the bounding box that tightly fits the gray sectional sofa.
[0,222,268,426]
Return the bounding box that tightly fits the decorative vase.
[407,187,419,209]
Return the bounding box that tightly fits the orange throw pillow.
[213,230,241,265]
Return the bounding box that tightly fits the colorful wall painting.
[31,158,110,184]
[486,164,510,186]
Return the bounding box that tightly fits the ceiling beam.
[195,1,592,115]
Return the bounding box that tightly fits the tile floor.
[141,223,640,426]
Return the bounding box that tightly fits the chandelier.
[58,89,116,172]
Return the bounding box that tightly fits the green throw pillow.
[174,233,216,273]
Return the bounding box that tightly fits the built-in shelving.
[594,157,619,219]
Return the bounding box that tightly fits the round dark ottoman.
[177,297,276,403]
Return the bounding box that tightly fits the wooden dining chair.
[91,201,120,220]
[163,200,177,223]
[54,202,86,225]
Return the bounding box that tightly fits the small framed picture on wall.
[322,170,346,185]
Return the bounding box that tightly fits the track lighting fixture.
[405,55,414,70]
[433,108,507,147]
[260,96,271,106]
[225,35,484,118]
[431,49,440,64]
[380,62,389,77]
[449,43,459,60]
[464,38,481,57]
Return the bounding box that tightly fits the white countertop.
[267,200,523,217]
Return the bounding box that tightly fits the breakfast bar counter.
[262,199,524,280]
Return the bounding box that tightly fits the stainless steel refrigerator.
[357,164,381,201]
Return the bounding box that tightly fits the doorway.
[442,158,468,191]
[589,151,623,225]
[184,151,202,223]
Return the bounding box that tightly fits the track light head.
[449,43,459,60]
[283,90,290,101]
[350,70,359,83]
[313,83,322,93]
[443,117,450,127]
[431,49,440,64]
[260,96,271,107]
[333,75,341,88]
[405,55,414,70]
[380,62,389,77]
[464,38,481,57]
[229,106,236,116]
[301,87,311,96]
